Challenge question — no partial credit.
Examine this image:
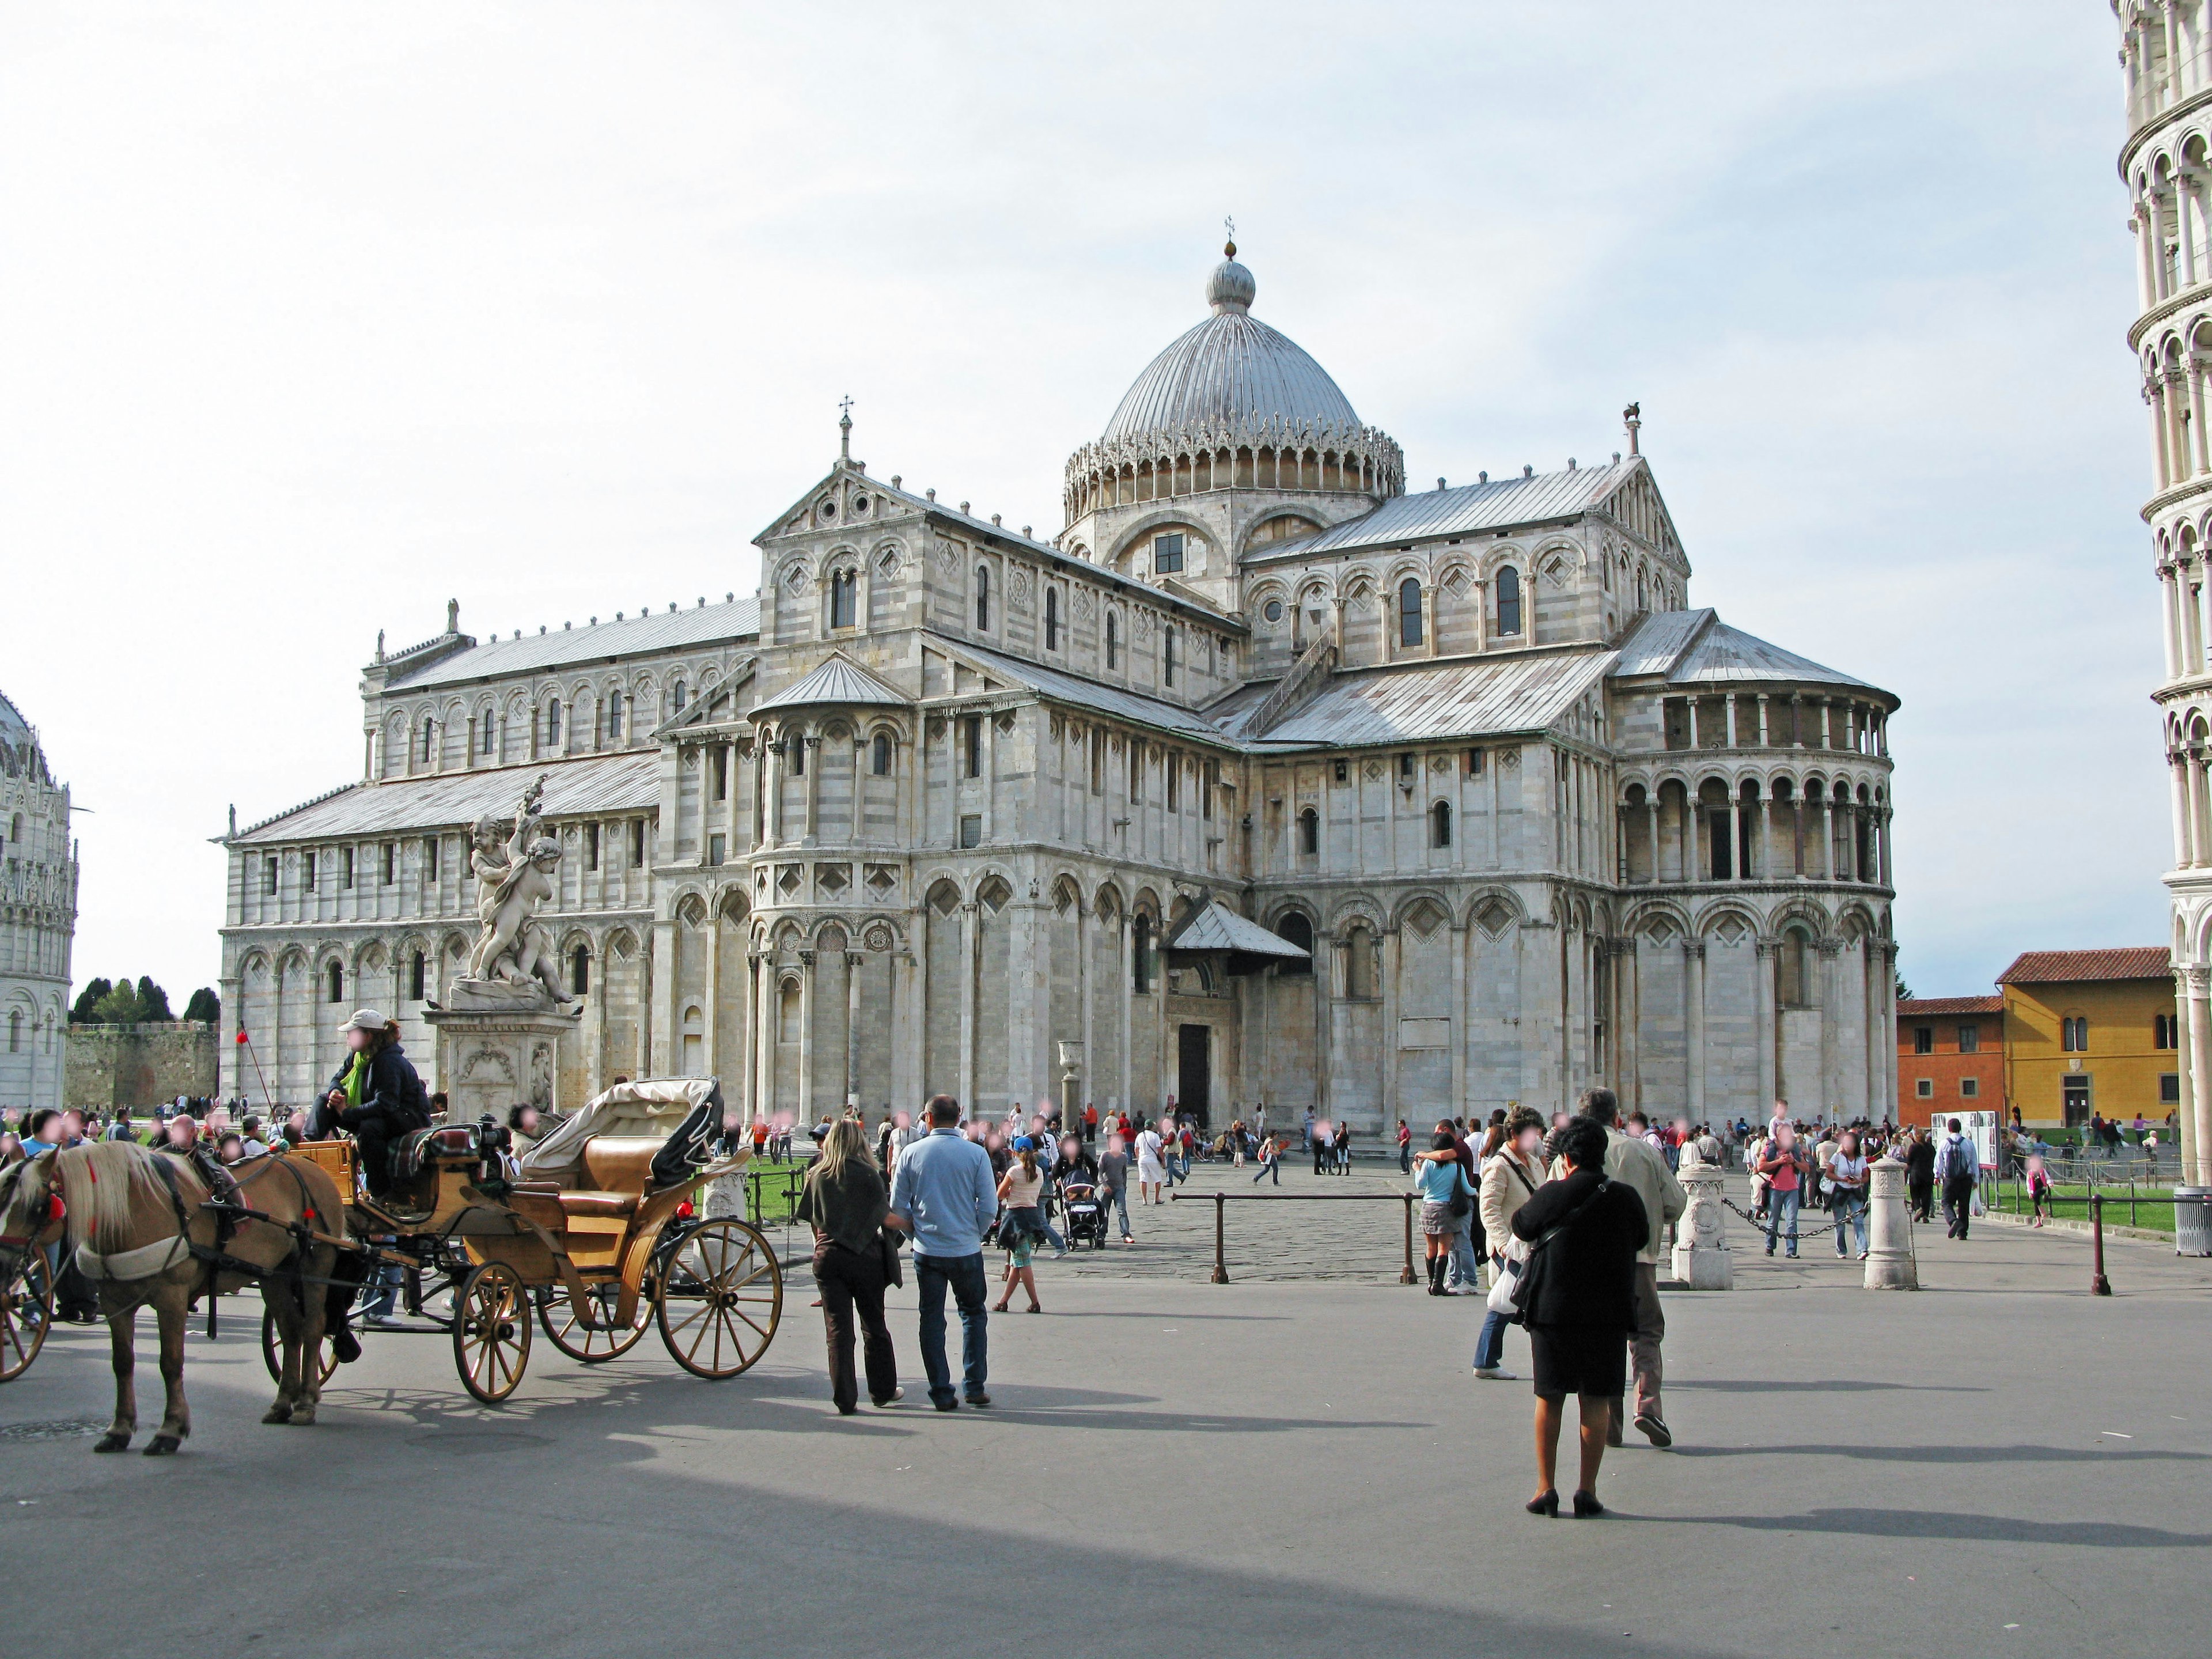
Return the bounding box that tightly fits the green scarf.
[343,1051,373,1108]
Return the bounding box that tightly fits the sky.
[0,1,2158,1008]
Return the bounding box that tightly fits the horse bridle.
[0,1158,61,1259]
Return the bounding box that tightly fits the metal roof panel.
[1245,461,1633,563]
[1229,650,1615,748]
[382,597,761,692]
[233,751,662,843]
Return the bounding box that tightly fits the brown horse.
[0,1142,350,1453]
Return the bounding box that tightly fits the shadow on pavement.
[1671,1379,1987,1394]
[1671,1442,2211,1465]
[1657,1508,2212,1547]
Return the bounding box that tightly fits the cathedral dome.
[1100,244,1362,446]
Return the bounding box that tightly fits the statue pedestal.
[1670,1162,1734,1290]
[1863,1155,1920,1291]
[424,986,581,1124]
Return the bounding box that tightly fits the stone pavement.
[2,1182,2209,1659]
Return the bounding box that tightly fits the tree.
[181,987,220,1026]
[92,981,143,1025]
[70,977,113,1024]
[1895,973,1914,1002]
[136,976,173,1022]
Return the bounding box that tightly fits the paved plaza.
[2,1165,2209,1659]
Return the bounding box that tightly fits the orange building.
[1896,995,2006,1129]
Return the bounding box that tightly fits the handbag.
[1497,1179,1612,1326]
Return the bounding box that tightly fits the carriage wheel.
[654,1219,781,1379]
[452,1263,532,1404]
[260,1305,343,1387]
[535,1282,651,1363]
[0,1253,53,1384]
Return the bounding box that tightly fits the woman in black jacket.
[795,1118,903,1415]
[1510,1116,1649,1518]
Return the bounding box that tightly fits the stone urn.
[1670,1164,1734,1290]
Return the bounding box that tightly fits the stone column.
[702,910,721,1078]
[1118,916,1134,1116]
[1381,926,1401,1128]
[752,952,774,1124]
[1863,940,1885,1120]
[1450,923,1468,1115]
[1670,1163,1733,1289]
[1684,938,1706,1120]
[1863,1156,1919,1290]
[2192,752,2210,867]
[844,950,863,1109]
[764,733,783,845]
[804,736,821,842]
[1755,937,1779,1113]
[959,901,978,1114]
[2187,967,2212,1187]
[852,735,868,843]
[1818,938,1843,1119]
[1623,938,1641,1112]
[797,948,816,1123]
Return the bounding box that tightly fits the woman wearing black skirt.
[1509,1116,1649,1517]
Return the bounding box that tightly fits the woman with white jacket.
[1472,1105,1548,1381]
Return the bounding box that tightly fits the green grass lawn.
[738,1156,814,1225]
[1986,1183,2179,1234]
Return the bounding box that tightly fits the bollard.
[1863,1154,1919,1291]
[1671,1164,1734,1289]
[1210,1192,1229,1284]
[1400,1192,1418,1285]
[2090,1191,2113,1296]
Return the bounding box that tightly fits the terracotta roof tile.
[1995,948,2172,986]
[1896,997,2003,1017]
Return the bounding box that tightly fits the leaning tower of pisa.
[2119,1,2212,1184]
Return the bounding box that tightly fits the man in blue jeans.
[887,1093,1001,1411]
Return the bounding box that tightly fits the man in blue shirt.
[887,1094,999,1410]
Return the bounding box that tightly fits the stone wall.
[65,1021,219,1109]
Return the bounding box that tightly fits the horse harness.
[132,1156,352,1309]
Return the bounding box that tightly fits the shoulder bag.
[1491,1179,1612,1325]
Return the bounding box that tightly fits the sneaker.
[363,1313,408,1331]
[965,1391,993,1408]
[873,1388,905,1408]
[1474,1367,1518,1381]
[1634,1411,1673,1448]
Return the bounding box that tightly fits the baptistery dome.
[1101,250,1362,444]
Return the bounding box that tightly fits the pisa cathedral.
[2,688,76,1114]
[217,243,1899,1130]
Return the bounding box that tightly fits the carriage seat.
[556,1190,639,1221]
[580,1137,665,1195]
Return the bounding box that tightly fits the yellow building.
[1997,948,2180,1134]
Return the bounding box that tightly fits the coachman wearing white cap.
[308,1009,432,1201]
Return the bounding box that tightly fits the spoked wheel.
[452,1263,533,1404]
[0,1253,54,1384]
[535,1281,651,1362]
[261,1305,344,1387]
[655,1219,781,1379]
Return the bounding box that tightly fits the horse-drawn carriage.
[0,1078,783,1415]
[279,1077,782,1403]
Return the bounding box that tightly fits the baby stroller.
[1058,1180,1110,1249]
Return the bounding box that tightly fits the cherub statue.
[467,777,575,1006]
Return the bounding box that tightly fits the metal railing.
[1169,1189,1422,1284]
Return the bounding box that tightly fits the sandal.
[1025,1304,1042,1313]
